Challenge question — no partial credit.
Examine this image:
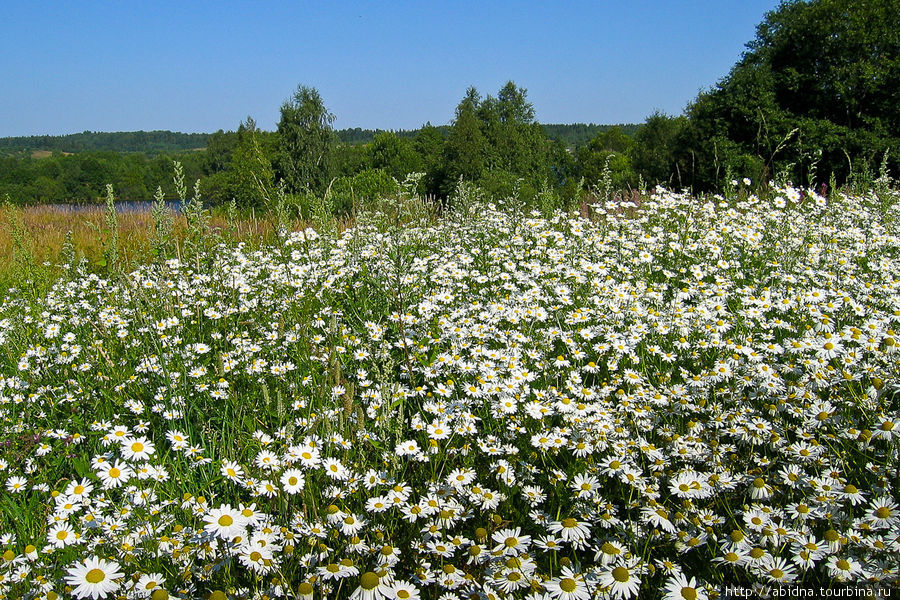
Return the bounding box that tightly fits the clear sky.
[0,1,782,137]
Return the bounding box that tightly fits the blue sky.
[1,1,781,136]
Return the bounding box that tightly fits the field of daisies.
[1,182,899,600]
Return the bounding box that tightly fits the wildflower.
[5,476,27,493]
[323,457,350,480]
[47,522,79,548]
[65,478,94,499]
[759,556,797,583]
[866,496,900,528]
[96,461,132,489]
[134,573,167,598]
[387,580,420,600]
[662,573,708,600]
[203,504,247,540]
[280,468,305,494]
[351,571,390,600]
[548,517,591,543]
[64,556,124,599]
[598,560,642,599]
[121,436,155,461]
[238,539,276,574]
[221,460,244,483]
[490,527,532,557]
[544,567,591,600]
[570,473,600,498]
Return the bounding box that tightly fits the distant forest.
[0,131,211,154]
[0,123,630,154]
[0,117,645,206]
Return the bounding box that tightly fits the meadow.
[1,178,899,600]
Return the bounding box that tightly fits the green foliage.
[629,112,687,187]
[442,87,486,196]
[325,169,401,217]
[332,143,372,178]
[0,149,205,204]
[102,184,119,270]
[227,117,275,208]
[3,197,50,297]
[414,123,448,197]
[577,127,637,189]
[203,129,238,175]
[0,130,209,154]
[276,85,336,195]
[368,132,422,180]
[542,123,641,148]
[182,177,210,255]
[150,185,174,260]
[439,81,562,202]
[676,0,900,189]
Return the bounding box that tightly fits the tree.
[203,130,238,175]
[442,87,486,196]
[369,132,422,180]
[415,123,447,197]
[276,85,336,194]
[630,113,688,187]
[229,117,275,207]
[577,128,636,190]
[438,82,558,199]
[678,0,900,189]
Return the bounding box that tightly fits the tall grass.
[0,204,298,292]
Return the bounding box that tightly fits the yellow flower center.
[85,568,106,584]
[360,572,380,590]
[612,566,630,582]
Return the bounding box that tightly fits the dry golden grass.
[0,203,295,290]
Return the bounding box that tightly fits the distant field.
[29,150,72,158]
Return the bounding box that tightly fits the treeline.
[333,123,639,149]
[0,115,647,205]
[0,151,208,205]
[198,82,654,210]
[0,131,210,154]
[0,123,636,154]
[0,82,653,206]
